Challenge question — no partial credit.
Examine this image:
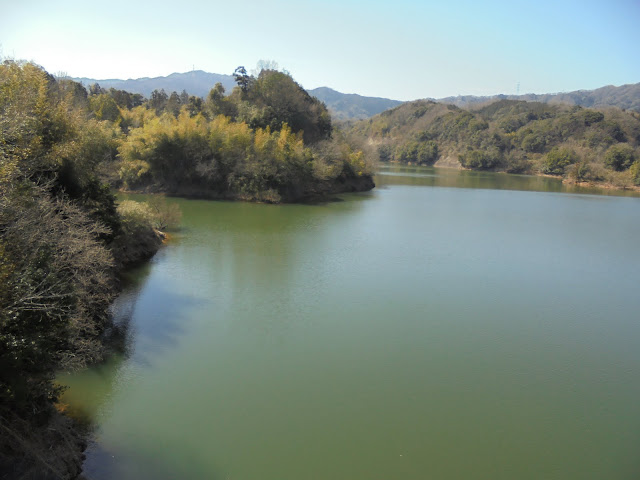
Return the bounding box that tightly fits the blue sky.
[1,0,638,100]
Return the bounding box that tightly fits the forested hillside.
[351,99,640,189]
[436,82,640,112]
[307,87,403,120]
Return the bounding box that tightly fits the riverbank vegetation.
[117,67,374,202]
[0,61,165,478]
[0,59,373,477]
[350,99,640,189]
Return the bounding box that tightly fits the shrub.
[147,196,182,231]
[541,147,578,175]
[629,161,640,185]
[459,149,501,170]
[603,144,636,171]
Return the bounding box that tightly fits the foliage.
[1,59,367,472]
[147,196,182,231]
[349,97,640,187]
[629,161,640,185]
[0,61,125,422]
[117,107,370,201]
[396,140,439,165]
[459,149,501,170]
[603,143,636,171]
[234,69,332,144]
[89,93,121,122]
[233,66,252,93]
[0,61,166,466]
[541,147,579,175]
[0,179,115,418]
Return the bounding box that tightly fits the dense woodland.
[92,66,374,202]
[0,60,373,477]
[349,99,640,189]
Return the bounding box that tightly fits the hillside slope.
[350,99,640,189]
[436,83,640,112]
[308,87,403,120]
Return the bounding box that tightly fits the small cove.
[60,165,640,480]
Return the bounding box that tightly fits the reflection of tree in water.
[57,266,151,426]
[59,259,204,426]
[102,262,154,358]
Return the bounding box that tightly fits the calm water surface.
[60,166,640,479]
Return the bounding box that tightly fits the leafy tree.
[187,95,204,116]
[521,132,546,153]
[0,61,121,423]
[233,66,251,93]
[378,144,393,162]
[459,149,501,170]
[150,89,168,114]
[108,88,144,109]
[166,91,182,117]
[89,82,105,96]
[582,110,604,126]
[207,83,236,118]
[541,147,578,175]
[89,93,121,122]
[604,144,636,171]
[397,141,438,165]
[240,69,332,143]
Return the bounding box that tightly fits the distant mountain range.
[307,87,403,120]
[434,83,640,112]
[71,70,237,98]
[70,70,403,120]
[70,70,640,119]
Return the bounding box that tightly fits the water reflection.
[58,248,204,422]
[61,185,640,480]
[375,163,640,197]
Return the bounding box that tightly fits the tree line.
[352,99,640,189]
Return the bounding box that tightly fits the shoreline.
[118,174,376,203]
[383,161,640,194]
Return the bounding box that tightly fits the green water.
[60,166,640,480]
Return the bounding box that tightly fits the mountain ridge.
[434,82,640,112]
[69,70,640,118]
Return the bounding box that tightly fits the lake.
[60,166,640,479]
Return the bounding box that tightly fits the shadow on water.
[58,254,205,427]
[83,443,230,480]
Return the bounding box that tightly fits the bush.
[459,149,501,170]
[566,161,592,182]
[541,147,578,175]
[147,196,182,231]
[629,161,640,185]
[1,183,115,417]
[396,140,439,165]
[603,144,636,171]
[111,200,164,267]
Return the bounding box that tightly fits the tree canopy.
[349,99,640,188]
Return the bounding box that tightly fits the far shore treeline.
[348,99,640,189]
[0,60,374,477]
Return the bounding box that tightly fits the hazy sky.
[1,0,638,101]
